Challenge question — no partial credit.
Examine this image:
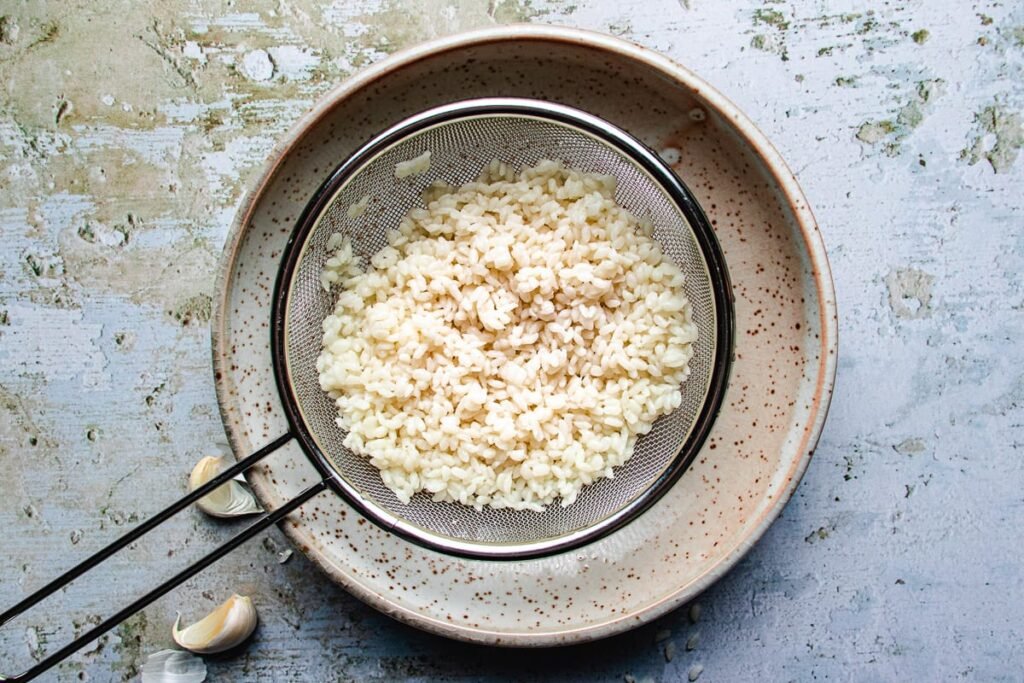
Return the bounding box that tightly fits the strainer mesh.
[284,114,716,548]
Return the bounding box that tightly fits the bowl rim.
[212,23,838,646]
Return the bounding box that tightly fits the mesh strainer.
[1,98,731,681]
[274,98,733,558]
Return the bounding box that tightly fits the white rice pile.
[317,159,697,511]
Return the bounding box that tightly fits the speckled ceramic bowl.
[213,25,837,645]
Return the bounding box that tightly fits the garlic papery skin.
[172,594,258,654]
[188,456,262,518]
[140,649,207,683]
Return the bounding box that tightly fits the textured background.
[0,0,1022,681]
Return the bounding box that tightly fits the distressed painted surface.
[0,0,1020,681]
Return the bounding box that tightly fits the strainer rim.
[270,97,734,559]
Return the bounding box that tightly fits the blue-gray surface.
[0,0,1021,681]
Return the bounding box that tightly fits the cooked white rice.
[394,150,432,178]
[317,159,697,511]
[346,194,370,218]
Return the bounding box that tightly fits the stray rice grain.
[347,194,371,218]
[394,150,432,178]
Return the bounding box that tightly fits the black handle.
[1,433,325,682]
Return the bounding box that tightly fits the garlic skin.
[140,649,207,683]
[172,594,258,654]
[189,456,262,518]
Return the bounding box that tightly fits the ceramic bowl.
[213,24,837,645]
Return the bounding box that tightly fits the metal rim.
[270,97,734,560]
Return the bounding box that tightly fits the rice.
[317,159,697,511]
[394,150,432,178]
[346,194,370,218]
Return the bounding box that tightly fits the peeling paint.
[960,105,1023,174]
[170,293,213,326]
[113,612,149,681]
[752,8,789,31]
[894,438,926,455]
[855,79,945,155]
[489,0,540,23]
[885,267,935,319]
[0,383,58,452]
[804,521,836,544]
[856,120,895,144]
[241,48,275,81]
[749,5,790,60]
[0,15,20,44]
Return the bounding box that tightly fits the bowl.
[213,24,837,645]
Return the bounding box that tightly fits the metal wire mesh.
[282,107,719,554]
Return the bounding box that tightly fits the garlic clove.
[188,456,263,518]
[172,594,258,654]
[140,649,207,683]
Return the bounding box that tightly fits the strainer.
[1,98,732,681]
[275,97,733,557]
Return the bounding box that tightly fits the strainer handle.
[0,432,327,683]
